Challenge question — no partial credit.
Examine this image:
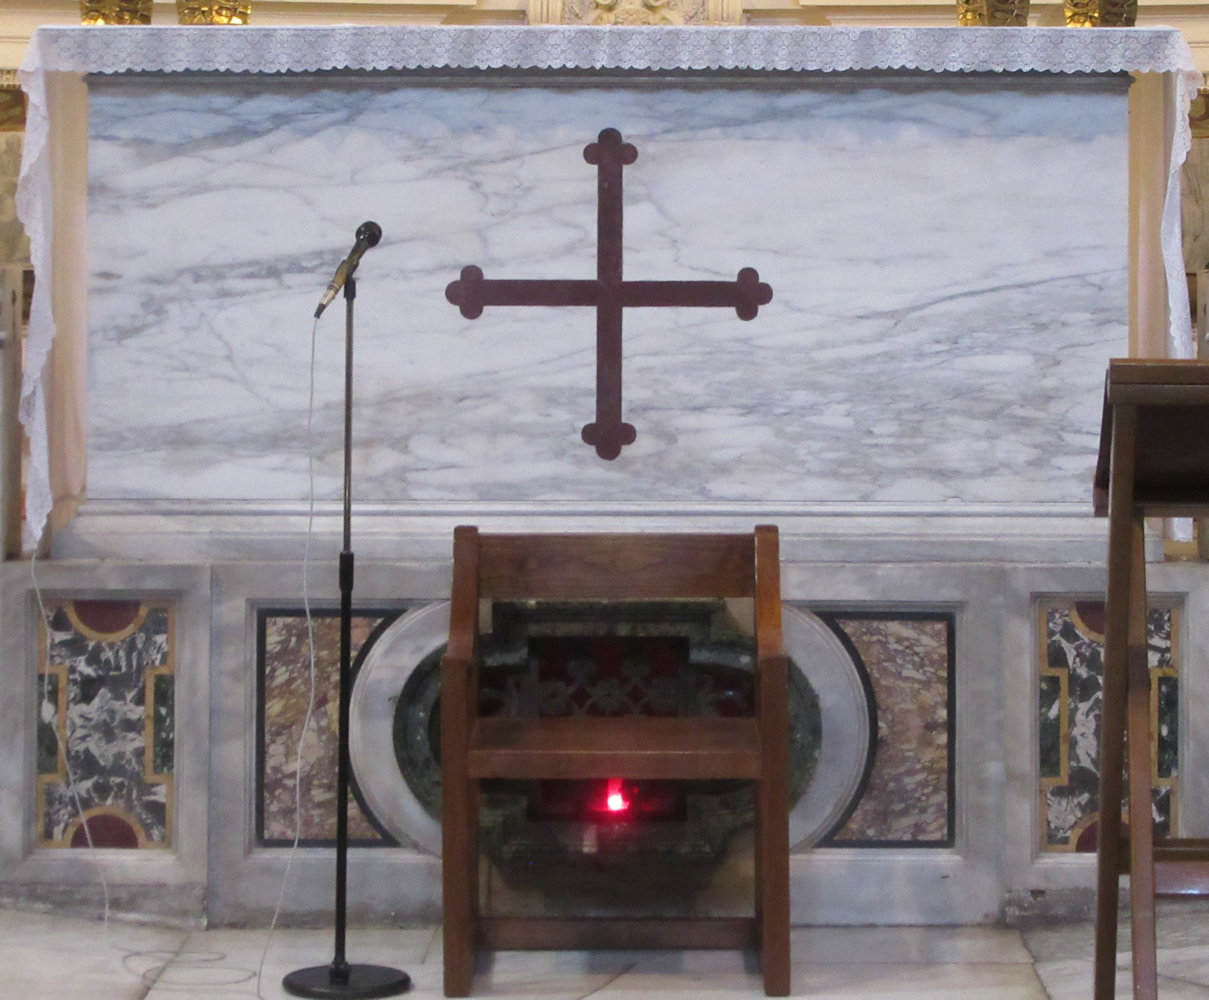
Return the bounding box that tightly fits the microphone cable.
[255,312,323,997]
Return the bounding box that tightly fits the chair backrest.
[447,525,783,663]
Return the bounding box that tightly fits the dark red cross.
[445,127,773,460]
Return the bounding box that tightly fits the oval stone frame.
[349,601,871,854]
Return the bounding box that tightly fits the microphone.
[314,221,383,318]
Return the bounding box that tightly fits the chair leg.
[1127,645,1158,1000]
[442,778,478,996]
[1094,417,1138,1000]
[1125,519,1158,1000]
[756,776,790,996]
[1094,726,1124,1000]
[754,647,791,998]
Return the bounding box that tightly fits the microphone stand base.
[283,963,412,999]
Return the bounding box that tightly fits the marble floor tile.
[791,963,1048,999]
[1026,904,1209,1000]
[12,905,1209,999]
[0,909,189,1000]
[792,925,1035,966]
[145,926,441,1000]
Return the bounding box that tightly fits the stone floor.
[4,905,1209,999]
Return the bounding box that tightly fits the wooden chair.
[1094,359,1209,1000]
[440,525,790,996]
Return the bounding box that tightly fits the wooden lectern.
[1093,359,1209,1000]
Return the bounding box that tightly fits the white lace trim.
[16,25,1202,550]
[15,24,1203,76]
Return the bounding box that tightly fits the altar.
[2,24,1207,932]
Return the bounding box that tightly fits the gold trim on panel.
[61,806,152,848]
[1038,600,1073,852]
[64,599,148,643]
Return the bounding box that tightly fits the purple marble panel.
[259,611,391,845]
[826,616,952,846]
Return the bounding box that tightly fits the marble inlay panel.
[36,599,174,849]
[84,75,1128,508]
[276,605,944,851]
[1040,601,1177,852]
[822,614,953,846]
[258,609,397,845]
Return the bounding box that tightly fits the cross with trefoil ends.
[445,127,773,460]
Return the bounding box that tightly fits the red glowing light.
[604,778,630,813]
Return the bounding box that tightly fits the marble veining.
[37,600,174,848]
[1040,602,1177,851]
[824,615,952,846]
[84,76,1128,508]
[259,610,392,845]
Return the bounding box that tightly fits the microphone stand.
[283,274,412,999]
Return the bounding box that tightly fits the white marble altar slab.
[85,73,1129,509]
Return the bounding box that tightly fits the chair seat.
[467,716,763,780]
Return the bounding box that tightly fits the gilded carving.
[1063,0,1137,26]
[956,0,1029,26]
[177,1,252,23]
[78,0,152,24]
[563,0,706,25]
[1093,0,1138,25]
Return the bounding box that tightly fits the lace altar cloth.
[13,23,1203,75]
[15,25,1202,549]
